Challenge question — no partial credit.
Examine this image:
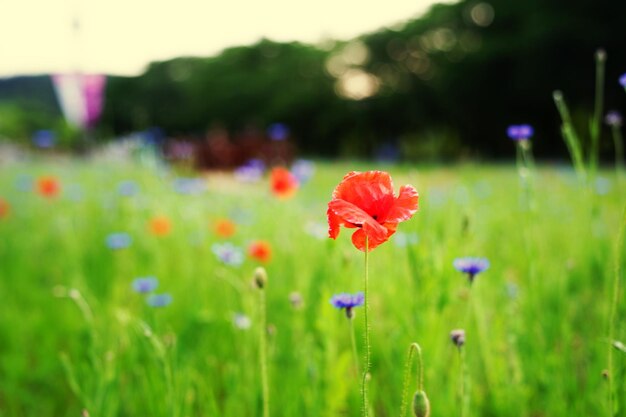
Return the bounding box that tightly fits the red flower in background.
[149,216,172,236]
[214,218,236,238]
[327,171,418,252]
[248,240,272,263]
[270,167,298,199]
[0,198,9,219]
[37,176,61,198]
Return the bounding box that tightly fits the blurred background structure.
[0,0,625,162]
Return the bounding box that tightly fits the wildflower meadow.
[0,151,625,417]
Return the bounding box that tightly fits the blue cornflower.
[147,293,173,308]
[234,159,265,183]
[450,329,466,348]
[15,174,33,192]
[507,124,534,141]
[619,73,626,88]
[291,159,315,184]
[267,123,290,141]
[453,257,489,284]
[330,292,365,319]
[173,177,206,195]
[32,130,56,148]
[118,180,139,197]
[605,111,623,127]
[132,276,159,293]
[212,242,244,267]
[105,232,132,250]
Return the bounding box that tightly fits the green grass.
[0,157,625,417]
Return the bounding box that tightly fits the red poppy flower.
[214,218,236,238]
[327,171,418,252]
[36,176,61,198]
[270,167,298,199]
[0,198,9,219]
[248,240,272,263]
[149,216,172,236]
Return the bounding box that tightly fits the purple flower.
[32,130,56,148]
[450,329,466,347]
[453,257,489,283]
[267,123,290,141]
[147,293,173,308]
[234,159,265,183]
[118,180,139,197]
[132,276,158,293]
[291,159,315,184]
[212,242,244,267]
[619,73,626,88]
[330,292,365,319]
[173,177,206,195]
[507,124,534,140]
[605,111,623,127]
[106,232,132,250]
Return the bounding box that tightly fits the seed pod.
[412,390,431,417]
[254,267,268,289]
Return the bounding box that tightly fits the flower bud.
[254,267,268,289]
[412,390,431,417]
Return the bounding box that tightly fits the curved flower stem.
[400,343,424,417]
[607,205,626,417]
[350,318,361,378]
[361,237,371,417]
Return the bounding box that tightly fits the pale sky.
[0,0,445,77]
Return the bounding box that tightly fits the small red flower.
[327,171,418,252]
[0,198,9,219]
[270,167,298,199]
[149,216,172,236]
[36,176,61,198]
[248,240,272,263]
[214,218,236,238]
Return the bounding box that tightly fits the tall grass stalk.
[607,205,626,417]
[609,123,624,177]
[590,50,606,178]
[553,90,587,182]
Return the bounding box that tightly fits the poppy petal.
[327,206,342,239]
[331,171,394,215]
[351,227,395,252]
[328,199,388,243]
[385,185,419,223]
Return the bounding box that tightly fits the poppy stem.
[361,237,371,417]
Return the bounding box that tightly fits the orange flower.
[327,171,418,252]
[214,218,236,238]
[248,240,272,263]
[149,216,172,236]
[0,198,9,219]
[36,176,61,198]
[270,167,298,199]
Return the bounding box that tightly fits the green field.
[0,157,625,417]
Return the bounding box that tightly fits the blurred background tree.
[1,0,625,160]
